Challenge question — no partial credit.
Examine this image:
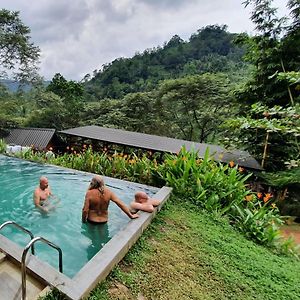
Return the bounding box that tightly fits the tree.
[157,74,233,142]
[224,0,300,171]
[46,73,84,128]
[0,9,40,82]
[120,92,158,134]
[235,0,300,106]
[25,91,65,130]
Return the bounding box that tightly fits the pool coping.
[0,185,172,299]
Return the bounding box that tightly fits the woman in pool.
[82,175,139,224]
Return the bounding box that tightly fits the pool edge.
[72,186,172,299]
[0,186,172,299]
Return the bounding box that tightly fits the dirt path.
[280,224,300,245]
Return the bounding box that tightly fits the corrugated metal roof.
[59,125,263,170]
[4,128,56,149]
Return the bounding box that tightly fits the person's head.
[39,176,49,190]
[135,191,149,203]
[89,175,105,194]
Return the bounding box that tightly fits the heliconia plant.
[8,144,298,256]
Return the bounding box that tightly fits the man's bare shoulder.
[33,187,40,195]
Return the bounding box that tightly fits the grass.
[72,197,300,300]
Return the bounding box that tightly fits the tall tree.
[0,9,40,82]
[224,0,300,170]
[236,0,300,106]
[46,73,84,128]
[157,74,233,143]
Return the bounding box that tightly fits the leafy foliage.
[84,25,248,100]
[0,9,40,82]
[25,73,84,129]
[224,102,300,170]
[12,146,294,252]
[0,139,6,153]
[157,73,234,142]
[236,0,300,106]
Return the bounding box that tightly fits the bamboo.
[280,59,295,106]
[261,131,269,168]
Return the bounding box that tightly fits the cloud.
[0,0,289,80]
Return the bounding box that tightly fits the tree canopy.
[0,9,40,82]
[84,25,248,100]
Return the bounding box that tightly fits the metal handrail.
[0,221,35,255]
[21,236,63,300]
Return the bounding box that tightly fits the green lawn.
[83,198,300,300]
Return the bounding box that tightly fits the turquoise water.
[0,155,157,277]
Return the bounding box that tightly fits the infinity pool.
[0,155,157,277]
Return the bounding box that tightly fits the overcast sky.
[2,0,289,81]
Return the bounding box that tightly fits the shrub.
[0,139,6,153]
[10,145,298,254]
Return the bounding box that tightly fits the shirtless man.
[82,175,139,224]
[33,176,59,212]
[130,191,160,213]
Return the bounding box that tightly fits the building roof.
[59,125,263,170]
[4,128,56,149]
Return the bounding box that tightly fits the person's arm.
[111,192,139,219]
[48,191,61,205]
[82,193,90,223]
[130,201,155,213]
[33,190,49,213]
[149,198,160,207]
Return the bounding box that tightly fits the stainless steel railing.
[0,221,35,254]
[21,236,63,300]
[0,221,63,300]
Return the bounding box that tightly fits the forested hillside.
[83,25,249,100]
[1,1,299,174]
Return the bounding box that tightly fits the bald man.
[130,191,160,213]
[33,176,58,212]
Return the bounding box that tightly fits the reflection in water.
[81,222,111,260]
[0,155,158,277]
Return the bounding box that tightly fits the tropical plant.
[236,0,300,106]
[224,102,300,170]
[11,145,295,251]
[0,139,6,153]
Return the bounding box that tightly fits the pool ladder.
[0,220,63,300]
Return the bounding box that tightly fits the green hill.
[84,25,249,100]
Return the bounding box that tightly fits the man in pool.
[33,176,59,213]
[82,175,139,224]
[130,191,160,213]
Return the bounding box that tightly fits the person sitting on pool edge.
[130,191,160,213]
[33,176,60,213]
[82,175,139,224]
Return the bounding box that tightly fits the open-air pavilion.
[59,125,263,170]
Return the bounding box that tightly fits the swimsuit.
[87,219,107,225]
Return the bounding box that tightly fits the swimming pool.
[0,154,158,278]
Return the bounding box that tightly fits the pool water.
[0,155,156,277]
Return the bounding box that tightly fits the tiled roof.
[4,128,55,149]
[59,125,263,170]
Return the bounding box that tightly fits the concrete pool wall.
[0,185,172,299]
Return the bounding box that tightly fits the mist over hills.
[0,79,50,93]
